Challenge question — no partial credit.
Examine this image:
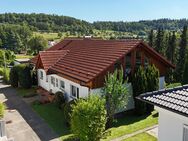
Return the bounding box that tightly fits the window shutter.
[183,124,188,141]
[77,88,79,98]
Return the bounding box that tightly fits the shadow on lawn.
[113,112,156,127]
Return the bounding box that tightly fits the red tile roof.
[32,38,175,84]
[37,50,69,71]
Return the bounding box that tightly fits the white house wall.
[155,106,188,141]
[90,83,135,112]
[37,69,89,100]
[37,69,49,91]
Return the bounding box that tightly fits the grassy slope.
[123,132,157,141]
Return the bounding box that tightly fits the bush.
[2,68,10,84]
[10,66,19,87]
[53,91,66,108]
[0,103,5,118]
[0,67,3,75]
[64,99,77,125]
[132,65,159,115]
[71,96,107,141]
[16,64,32,88]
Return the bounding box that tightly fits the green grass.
[16,87,36,97]
[166,83,181,88]
[123,132,157,141]
[32,102,158,141]
[32,103,73,140]
[16,54,33,59]
[102,111,158,141]
[34,32,61,41]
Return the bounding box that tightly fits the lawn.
[32,103,74,140]
[166,83,181,88]
[123,132,157,141]
[32,103,158,141]
[34,32,61,41]
[102,111,158,141]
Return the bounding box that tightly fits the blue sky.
[0,0,188,22]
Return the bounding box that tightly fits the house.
[137,85,188,141]
[31,38,174,110]
[14,58,30,65]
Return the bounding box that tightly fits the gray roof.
[137,85,188,117]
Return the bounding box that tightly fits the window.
[125,52,131,68]
[136,51,141,69]
[60,80,65,89]
[70,85,79,98]
[46,76,48,82]
[144,56,149,68]
[56,78,58,87]
[40,71,43,80]
[51,76,55,87]
[183,124,188,141]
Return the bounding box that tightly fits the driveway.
[0,78,60,141]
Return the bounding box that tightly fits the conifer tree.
[155,28,165,55]
[176,26,188,82]
[148,29,155,48]
[166,31,177,63]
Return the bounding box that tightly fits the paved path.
[0,77,60,141]
[110,125,158,141]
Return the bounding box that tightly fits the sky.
[0,0,188,22]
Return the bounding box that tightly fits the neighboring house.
[31,38,174,110]
[138,85,188,141]
[14,58,30,65]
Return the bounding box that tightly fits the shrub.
[0,103,5,118]
[64,99,77,125]
[71,96,107,141]
[53,91,66,108]
[2,68,10,84]
[0,67,3,75]
[132,66,147,115]
[16,64,32,88]
[132,65,159,115]
[10,66,19,87]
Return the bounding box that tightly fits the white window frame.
[60,80,65,90]
[183,124,188,141]
[51,76,55,87]
[70,85,79,98]
[40,71,43,80]
[56,78,58,87]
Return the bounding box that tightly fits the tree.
[28,36,48,55]
[58,32,63,38]
[71,96,107,141]
[132,66,147,115]
[148,29,155,48]
[176,26,188,82]
[155,28,166,56]
[183,58,188,84]
[166,31,177,63]
[103,68,128,127]
[145,65,159,112]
